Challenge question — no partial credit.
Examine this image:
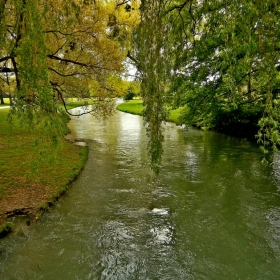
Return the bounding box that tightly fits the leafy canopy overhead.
[0,0,140,133]
[1,0,279,170]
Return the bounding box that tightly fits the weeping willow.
[133,0,280,170]
[0,0,136,140]
[1,0,66,140]
[134,0,175,173]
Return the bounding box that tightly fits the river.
[0,107,280,279]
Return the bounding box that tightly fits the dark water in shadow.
[1,107,280,279]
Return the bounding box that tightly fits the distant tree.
[123,86,135,100]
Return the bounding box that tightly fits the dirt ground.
[0,183,55,225]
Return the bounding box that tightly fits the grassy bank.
[116,99,144,115]
[0,104,88,237]
[116,99,183,125]
[0,98,10,106]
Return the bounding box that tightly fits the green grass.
[167,107,184,124]
[0,108,88,219]
[0,98,10,106]
[0,100,90,115]
[117,99,183,124]
[116,99,144,115]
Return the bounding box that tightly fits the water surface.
[0,108,280,279]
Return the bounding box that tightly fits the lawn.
[0,98,10,106]
[116,99,144,115]
[117,99,183,124]
[0,105,88,232]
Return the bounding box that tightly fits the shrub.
[123,91,135,101]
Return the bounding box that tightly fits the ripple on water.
[96,220,145,279]
[149,225,174,245]
[266,207,280,254]
[2,109,280,280]
[151,208,169,216]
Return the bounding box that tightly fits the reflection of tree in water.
[273,153,280,191]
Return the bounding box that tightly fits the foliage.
[123,92,135,101]
[0,0,140,138]
[123,86,136,100]
[0,108,87,200]
[2,0,279,171]
[130,0,280,166]
[131,0,174,173]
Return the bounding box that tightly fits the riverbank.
[116,99,183,124]
[0,106,88,237]
[117,100,259,139]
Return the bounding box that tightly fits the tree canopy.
[0,0,139,135]
[129,0,280,169]
[1,0,280,170]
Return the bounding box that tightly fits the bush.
[123,91,135,101]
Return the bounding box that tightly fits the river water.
[1,107,280,279]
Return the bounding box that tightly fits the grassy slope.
[116,99,183,124]
[0,104,88,234]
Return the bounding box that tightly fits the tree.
[132,0,280,166]
[0,92,4,104]
[175,0,280,155]
[130,0,176,173]
[0,0,139,136]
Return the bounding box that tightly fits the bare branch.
[164,1,189,15]
[126,50,139,67]
[0,56,12,63]
[47,54,115,71]
[116,0,130,8]
[48,67,90,77]
[0,67,14,73]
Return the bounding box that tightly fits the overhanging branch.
[47,54,115,71]
[0,67,14,73]
[0,56,12,63]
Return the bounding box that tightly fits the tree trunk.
[0,92,4,104]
